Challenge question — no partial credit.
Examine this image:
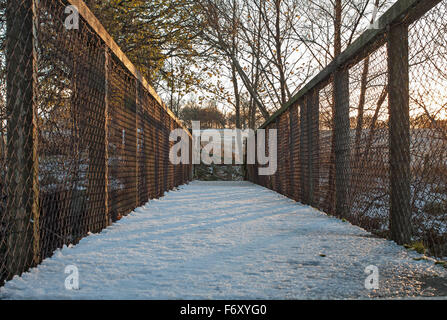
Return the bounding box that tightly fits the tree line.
[86,0,395,129]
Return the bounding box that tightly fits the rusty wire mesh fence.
[248,0,447,258]
[0,0,192,285]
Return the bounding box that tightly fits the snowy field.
[1,181,447,300]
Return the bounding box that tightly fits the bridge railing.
[247,0,447,257]
[0,0,192,285]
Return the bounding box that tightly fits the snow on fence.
[247,0,447,258]
[0,0,192,286]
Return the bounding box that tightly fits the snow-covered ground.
[1,181,447,300]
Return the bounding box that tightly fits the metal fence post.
[288,108,295,200]
[299,97,309,204]
[334,68,351,218]
[135,80,140,207]
[290,105,300,201]
[104,48,110,227]
[275,117,282,194]
[388,22,412,245]
[308,89,320,207]
[5,0,40,277]
[192,134,194,182]
[85,48,107,234]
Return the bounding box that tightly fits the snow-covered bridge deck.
[1,181,447,299]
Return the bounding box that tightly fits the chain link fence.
[248,0,447,258]
[0,0,192,286]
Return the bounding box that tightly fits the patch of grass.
[405,241,426,255]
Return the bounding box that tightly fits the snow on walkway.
[1,181,447,299]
